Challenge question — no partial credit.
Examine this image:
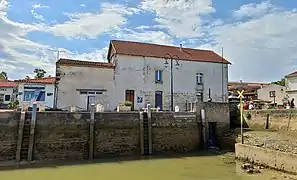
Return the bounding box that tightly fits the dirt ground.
[236,130,297,154]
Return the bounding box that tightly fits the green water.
[0,153,293,180]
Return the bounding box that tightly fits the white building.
[0,80,17,107]
[56,60,116,111]
[56,40,231,111]
[257,84,288,105]
[285,71,297,101]
[15,77,56,109]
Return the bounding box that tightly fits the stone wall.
[0,112,19,161]
[235,143,297,174]
[152,112,201,153]
[94,112,140,158]
[0,111,204,163]
[243,110,297,132]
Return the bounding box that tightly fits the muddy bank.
[239,131,297,154]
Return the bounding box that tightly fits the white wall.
[18,83,55,108]
[56,66,115,111]
[0,87,15,104]
[111,55,229,111]
[257,84,288,105]
[287,76,297,90]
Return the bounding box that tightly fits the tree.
[0,71,8,80]
[271,78,286,86]
[34,69,46,78]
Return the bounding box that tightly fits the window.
[269,91,276,97]
[155,70,163,83]
[4,95,10,101]
[196,73,203,85]
[23,91,45,101]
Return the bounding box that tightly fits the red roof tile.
[15,77,56,84]
[286,71,297,77]
[108,40,231,64]
[0,80,17,88]
[56,58,115,68]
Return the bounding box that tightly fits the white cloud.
[233,0,276,19]
[203,1,297,82]
[32,4,49,9]
[114,28,173,45]
[47,3,140,39]
[140,0,215,38]
[80,4,86,7]
[30,9,45,21]
[0,0,9,17]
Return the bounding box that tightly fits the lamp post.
[164,53,180,111]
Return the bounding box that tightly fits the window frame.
[23,90,46,102]
[269,91,276,97]
[196,73,203,85]
[155,70,163,83]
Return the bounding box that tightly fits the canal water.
[0,153,294,180]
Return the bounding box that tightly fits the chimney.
[180,44,182,50]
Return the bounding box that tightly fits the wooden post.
[89,104,95,161]
[28,103,37,162]
[139,112,144,155]
[201,109,207,150]
[237,90,244,144]
[147,104,152,155]
[16,111,26,166]
[265,114,269,129]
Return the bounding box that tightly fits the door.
[155,91,163,110]
[125,90,134,111]
[208,122,218,148]
[87,96,95,111]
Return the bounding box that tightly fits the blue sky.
[1,0,297,82]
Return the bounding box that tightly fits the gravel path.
[238,131,297,154]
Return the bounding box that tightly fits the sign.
[237,90,244,99]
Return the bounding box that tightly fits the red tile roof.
[286,71,297,77]
[15,77,56,84]
[108,40,231,64]
[56,58,115,68]
[0,80,17,88]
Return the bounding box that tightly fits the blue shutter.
[155,70,158,81]
[159,71,162,81]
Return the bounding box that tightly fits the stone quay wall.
[235,143,297,174]
[0,111,202,163]
[243,110,297,132]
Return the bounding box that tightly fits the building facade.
[56,60,115,111]
[15,77,56,109]
[285,71,297,102]
[0,80,17,107]
[257,84,288,105]
[56,40,231,111]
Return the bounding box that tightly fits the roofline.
[110,39,232,65]
[14,77,56,84]
[56,58,115,69]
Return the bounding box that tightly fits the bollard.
[265,114,269,129]
[89,104,95,161]
[28,102,37,162]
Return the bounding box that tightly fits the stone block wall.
[34,112,90,160]
[94,112,140,158]
[244,110,297,131]
[0,112,19,161]
[152,112,201,153]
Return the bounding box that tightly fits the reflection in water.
[0,152,294,180]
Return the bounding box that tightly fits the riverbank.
[235,130,297,175]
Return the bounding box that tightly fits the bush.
[8,99,19,109]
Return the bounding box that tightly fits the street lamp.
[164,53,180,111]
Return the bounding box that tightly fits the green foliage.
[0,71,8,80]
[271,78,286,86]
[120,101,132,106]
[8,99,19,109]
[34,68,47,78]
